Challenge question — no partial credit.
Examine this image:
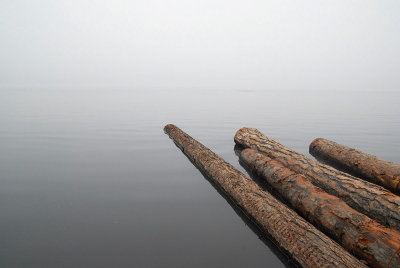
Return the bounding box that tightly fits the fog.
[1,0,399,91]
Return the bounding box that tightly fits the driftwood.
[164,124,366,268]
[240,148,400,268]
[234,128,400,231]
[309,138,400,194]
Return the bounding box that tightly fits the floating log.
[164,124,366,268]
[240,148,400,268]
[234,128,400,231]
[309,138,400,194]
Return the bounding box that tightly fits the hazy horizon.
[1,0,399,91]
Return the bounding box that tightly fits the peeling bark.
[309,138,400,195]
[234,128,400,231]
[240,148,400,268]
[164,124,366,268]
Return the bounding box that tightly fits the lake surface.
[1,88,399,267]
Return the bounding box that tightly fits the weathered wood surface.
[309,138,400,195]
[164,124,366,268]
[240,148,400,268]
[234,128,400,231]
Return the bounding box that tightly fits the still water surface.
[0,89,399,267]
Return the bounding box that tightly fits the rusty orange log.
[164,124,366,268]
[240,148,400,268]
[234,128,400,231]
[309,138,400,194]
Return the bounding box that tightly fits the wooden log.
[164,124,366,268]
[240,148,400,268]
[309,138,400,194]
[234,128,400,231]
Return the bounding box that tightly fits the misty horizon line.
[1,84,398,92]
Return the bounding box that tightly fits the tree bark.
[234,128,400,231]
[309,138,400,195]
[164,124,366,268]
[240,148,400,268]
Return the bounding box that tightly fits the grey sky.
[1,0,399,90]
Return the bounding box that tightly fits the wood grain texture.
[234,128,400,231]
[164,124,366,268]
[309,138,400,194]
[240,148,400,268]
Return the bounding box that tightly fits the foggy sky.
[1,0,399,91]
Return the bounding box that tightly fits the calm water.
[1,88,399,267]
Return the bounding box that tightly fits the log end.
[234,127,262,145]
[309,137,325,155]
[164,124,177,133]
[164,124,177,131]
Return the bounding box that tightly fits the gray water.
[1,88,399,267]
